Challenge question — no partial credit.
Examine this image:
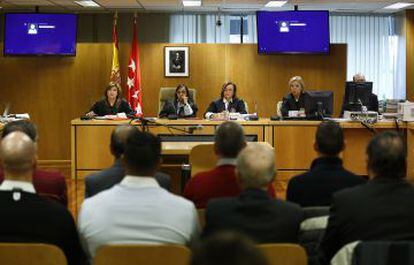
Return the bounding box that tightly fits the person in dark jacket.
[0,132,86,265]
[159,84,198,118]
[205,82,247,119]
[203,143,303,243]
[319,131,414,264]
[86,83,134,117]
[281,76,310,117]
[286,121,366,207]
[340,73,379,114]
[85,125,171,198]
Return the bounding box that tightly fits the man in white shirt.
[78,129,199,258]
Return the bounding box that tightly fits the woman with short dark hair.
[205,81,247,119]
[85,83,134,117]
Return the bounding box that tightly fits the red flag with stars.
[127,15,143,117]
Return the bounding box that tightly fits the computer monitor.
[344,82,373,111]
[306,91,334,119]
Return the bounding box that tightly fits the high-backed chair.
[158,87,197,115]
[0,243,67,265]
[94,245,190,265]
[189,144,217,177]
[258,244,307,265]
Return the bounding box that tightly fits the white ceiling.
[0,0,413,13]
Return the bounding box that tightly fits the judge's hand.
[181,95,188,105]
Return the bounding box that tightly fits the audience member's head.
[0,131,37,181]
[236,143,275,190]
[353,73,366,83]
[191,231,269,265]
[1,120,38,142]
[315,121,344,157]
[122,129,161,176]
[110,125,137,158]
[367,131,406,180]
[214,121,246,158]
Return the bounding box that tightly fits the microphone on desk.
[360,120,377,135]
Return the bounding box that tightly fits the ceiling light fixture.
[183,0,202,7]
[265,1,288,8]
[383,2,414,9]
[74,1,100,7]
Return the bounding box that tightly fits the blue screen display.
[4,13,77,56]
[257,11,330,54]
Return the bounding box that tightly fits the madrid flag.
[127,16,143,116]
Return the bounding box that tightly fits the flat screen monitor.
[256,11,330,54]
[4,13,77,56]
[306,91,334,118]
[344,82,373,111]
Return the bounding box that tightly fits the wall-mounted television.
[4,13,77,56]
[256,11,330,54]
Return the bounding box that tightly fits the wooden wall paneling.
[1,43,347,162]
[76,125,115,170]
[224,44,272,117]
[273,123,318,170]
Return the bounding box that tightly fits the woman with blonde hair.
[280,76,310,117]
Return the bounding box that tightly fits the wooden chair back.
[189,144,217,177]
[94,244,190,265]
[0,243,67,265]
[258,244,307,265]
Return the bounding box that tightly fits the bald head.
[236,143,275,189]
[0,131,37,180]
[110,125,138,158]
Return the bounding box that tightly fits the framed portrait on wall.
[164,46,189,77]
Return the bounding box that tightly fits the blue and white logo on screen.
[27,23,38,35]
[279,21,289,33]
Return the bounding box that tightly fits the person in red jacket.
[0,120,67,206]
[184,121,275,209]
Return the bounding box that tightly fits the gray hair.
[236,143,275,189]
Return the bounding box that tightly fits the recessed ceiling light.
[74,1,100,7]
[183,0,201,7]
[383,2,414,9]
[265,1,288,8]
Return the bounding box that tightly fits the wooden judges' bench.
[71,118,408,211]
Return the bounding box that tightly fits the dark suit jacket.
[85,159,171,198]
[205,98,247,116]
[203,188,304,243]
[159,99,198,118]
[286,157,366,207]
[320,178,414,264]
[184,165,275,209]
[90,98,134,116]
[0,169,67,207]
[281,92,310,117]
[0,191,86,265]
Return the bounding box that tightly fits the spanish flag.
[109,12,121,88]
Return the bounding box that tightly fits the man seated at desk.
[341,73,378,114]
